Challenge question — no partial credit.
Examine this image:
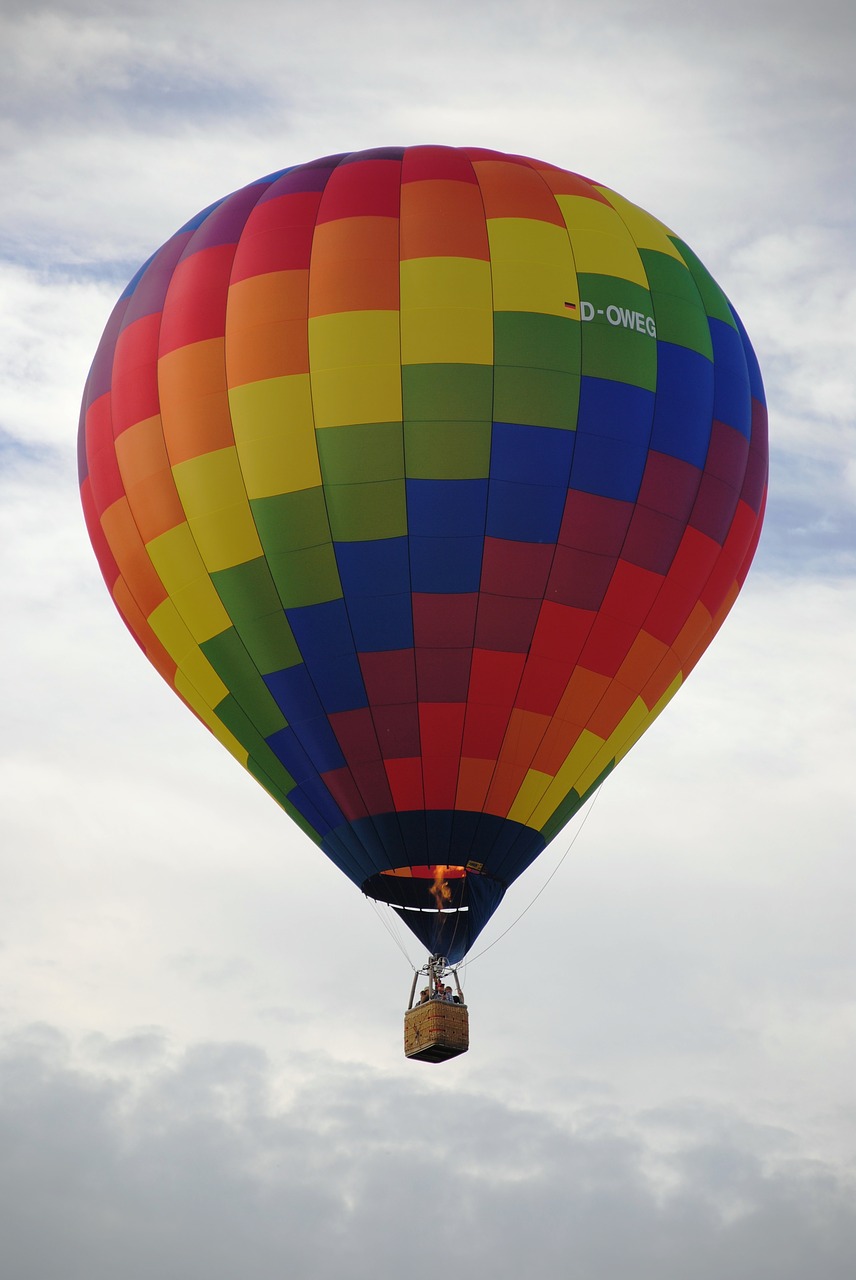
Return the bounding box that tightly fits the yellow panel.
[565,227,649,286]
[147,597,195,664]
[614,673,682,766]
[594,187,684,261]
[229,376,321,498]
[573,696,649,796]
[526,729,604,830]
[308,310,400,371]
[486,220,578,316]
[172,446,248,519]
[311,363,403,429]
[556,194,628,233]
[146,522,231,642]
[186,504,263,572]
[400,256,492,309]
[506,768,552,825]
[401,306,492,364]
[173,671,248,763]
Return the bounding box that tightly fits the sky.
[1,1,855,1275]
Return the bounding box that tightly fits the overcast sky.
[2,2,855,1276]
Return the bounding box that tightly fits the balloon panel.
[79,147,767,960]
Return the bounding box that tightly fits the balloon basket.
[404,1000,469,1063]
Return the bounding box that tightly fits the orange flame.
[429,864,452,911]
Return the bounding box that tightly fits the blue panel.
[347,592,413,651]
[491,422,575,486]
[288,785,340,835]
[410,536,483,592]
[486,479,566,543]
[305,651,367,714]
[570,432,648,502]
[732,307,765,405]
[576,377,655,445]
[287,597,354,659]
[264,663,324,723]
[406,479,488,537]
[650,342,714,467]
[267,720,345,776]
[335,537,410,596]
[710,317,752,438]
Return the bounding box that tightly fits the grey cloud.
[1,1025,854,1280]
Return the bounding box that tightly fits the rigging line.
[367,897,417,969]
[460,783,605,971]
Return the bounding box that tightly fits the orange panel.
[400,180,491,260]
[614,630,670,700]
[531,719,584,775]
[586,680,637,741]
[484,760,528,817]
[100,498,168,618]
[226,269,309,384]
[112,577,176,685]
[470,159,566,225]
[673,600,713,665]
[309,216,400,315]
[454,757,495,812]
[555,666,611,725]
[640,649,683,710]
[124,470,185,545]
[498,707,551,767]
[158,339,234,465]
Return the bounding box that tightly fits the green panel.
[266,543,342,608]
[316,422,405,484]
[668,238,737,328]
[214,695,294,787]
[239,609,301,674]
[211,556,284,625]
[540,759,616,844]
[247,757,323,844]
[577,274,657,391]
[324,478,407,540]
[202,630,287,737]
[639,249,713,358]
[404,421,492,478]
[494,311,581,375]
[251,487,330,554]
[402,363,493,421]
[493,365,580,429]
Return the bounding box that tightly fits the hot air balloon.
[79,147,767,1047]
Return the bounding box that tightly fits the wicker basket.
[404,999,469,1062]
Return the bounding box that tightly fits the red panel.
[600,561,663,629]
[467,649,526,705]
[529,601,595,661]
[481,538,554,598]
[416,648,471,702]
[412,593,477,647]
[547,545,615,610]
[461,702,513,759]
[373,702,422,759]
[350,759,394,814]
[158,244,233,354]
[699,501,757,617]
[419,704,466,809]
[111,313,161,436]
[321,767,368,821]
[644,579,698,648]
[231,192,322,280]
[401,145,479,184]
[385,757,424,811]
[474,594,541,651]
[515,654,576,716]
[86,396,125,515]
[80,477,120,591]
[665,526,720,594]
[328,707,381,764]
[358,649,417,705]
[315,158,402,223]
[577,612,638,679]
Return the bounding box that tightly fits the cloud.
[0,1023,854,1280]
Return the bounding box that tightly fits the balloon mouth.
[362,865,499,913]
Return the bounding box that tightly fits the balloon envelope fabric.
[79,146,768,962]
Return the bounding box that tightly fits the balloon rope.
[366,896,418,968]
[460,784,604,971]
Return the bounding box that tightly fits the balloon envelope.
[79,146,767,962]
